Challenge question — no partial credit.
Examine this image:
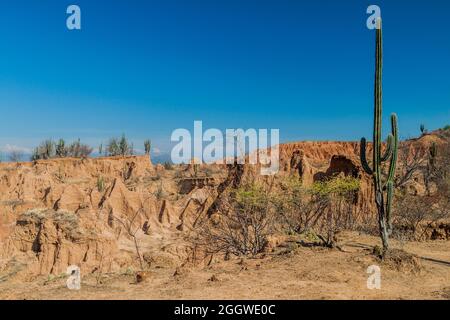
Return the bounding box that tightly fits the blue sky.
[0,0,449,157]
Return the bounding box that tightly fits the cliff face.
[0,156,144,274]
[0,132,447,276]
[277,141,375,217]
[0,155,184,275]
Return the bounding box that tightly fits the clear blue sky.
[0,0,449,157]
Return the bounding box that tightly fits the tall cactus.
[360,18,399,254]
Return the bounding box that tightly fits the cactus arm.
[381,134,393,161]
[386,113,399,184]
[360,137,373,175]
[385,180,394,234]
[429,142,437,167]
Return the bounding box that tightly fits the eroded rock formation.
[0,130,448,277]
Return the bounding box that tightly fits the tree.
[195,182,275,257]
[9,150,23,162]
[113,209,145,270]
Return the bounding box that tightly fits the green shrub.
[274,175,361,247]
[163,161,173,170]
[310,175,360,198]
[154,184,165,200]
[235,183,270,211]
[107,135,133,156]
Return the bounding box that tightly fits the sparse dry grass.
[18,208,83,239]
[0,231,449,300]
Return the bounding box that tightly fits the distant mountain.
[151,152,172,164]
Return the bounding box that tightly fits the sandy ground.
[1,232,449,300]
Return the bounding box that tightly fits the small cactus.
[97,176,105,192]
[56,139,67,158]
[429,142,437,159]
[428,142,438,170]
[420,124,426,135]
[144,139,151,155]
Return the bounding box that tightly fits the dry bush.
[194,182,275,257]
[31,140,55,160]
[18,208,83,240]
[113,208,145,270]
[67,139,93,158]
[392,194,449,241]
[273,177,315,233]
[392,137,450,240]
[153,183,166,200]
[163,162,174,170]
[275,175,360,248]
[9,150,23,162]
[429,137,450,195]
[193,175,360,256]
[31,138,93,160]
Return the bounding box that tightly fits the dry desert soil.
[1,232,449,300]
